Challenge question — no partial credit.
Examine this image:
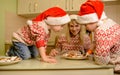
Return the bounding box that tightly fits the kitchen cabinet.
[17,0,119,16]
[17,0,86,17]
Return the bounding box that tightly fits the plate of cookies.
[61,51,87,60]
[0,56,22,66]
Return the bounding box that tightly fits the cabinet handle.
[29,3,31,12]
[34,2,38,12]
[72,0,73,9]
[65,0,67,10]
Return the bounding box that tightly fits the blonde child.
[49,15,93,56]
[7,7,70,63]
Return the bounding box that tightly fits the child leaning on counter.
[49,14,94,57]
[7,7,71,63]
[77,0,120,73]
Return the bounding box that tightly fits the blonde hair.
[66,19,86,45]
[54,16,87,46]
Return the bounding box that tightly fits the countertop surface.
[0,56,113,71]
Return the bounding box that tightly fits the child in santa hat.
[77,0,120,72]
[7,7,70,63]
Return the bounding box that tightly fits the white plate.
[61,53,87,60]
[0,56,22,66]
[62,56,87,60]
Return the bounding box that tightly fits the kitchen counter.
[0,56,114,75]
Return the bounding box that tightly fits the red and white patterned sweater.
[12,21,49,48]
[55,34,91,54]
[94,19,120,65]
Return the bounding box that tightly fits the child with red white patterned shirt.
[77,0,120,72]
[7,7,70,63]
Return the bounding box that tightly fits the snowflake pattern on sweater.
[94,19,120,71]
[55,34,91,54]
[12,21,49,48]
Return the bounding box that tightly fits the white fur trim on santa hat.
[70,14,78,20]
[27,20,33,25]
[77,13,99,24]
[97,12,107,26]
[100,12,107,20]
[77,11,107,24]
[44,14,70,25]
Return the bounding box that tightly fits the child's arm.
[82,34,94,56]
[49,49,59,57]
[49,36,62,56]
[38,47,57,63]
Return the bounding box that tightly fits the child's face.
[50,25,65,32]
[85,22,97,32]
[69,20,81,36]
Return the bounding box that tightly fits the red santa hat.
[77,0,107,24]
[27,7,70,25]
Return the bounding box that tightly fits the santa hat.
[77,0,107,24]
[27,7,70,25]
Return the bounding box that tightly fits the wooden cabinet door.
[17,0,50,15]
[18,0,32,15]
[49,0,68,11]
[69,0,86,11]
[37,0,51,13]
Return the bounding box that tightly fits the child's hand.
[38,47,57,63]
[85,49,93,57]
[49,49,59,57]
[85,52,90,57]
[42,56,57,63]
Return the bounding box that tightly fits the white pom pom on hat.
[27,20,33,25]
